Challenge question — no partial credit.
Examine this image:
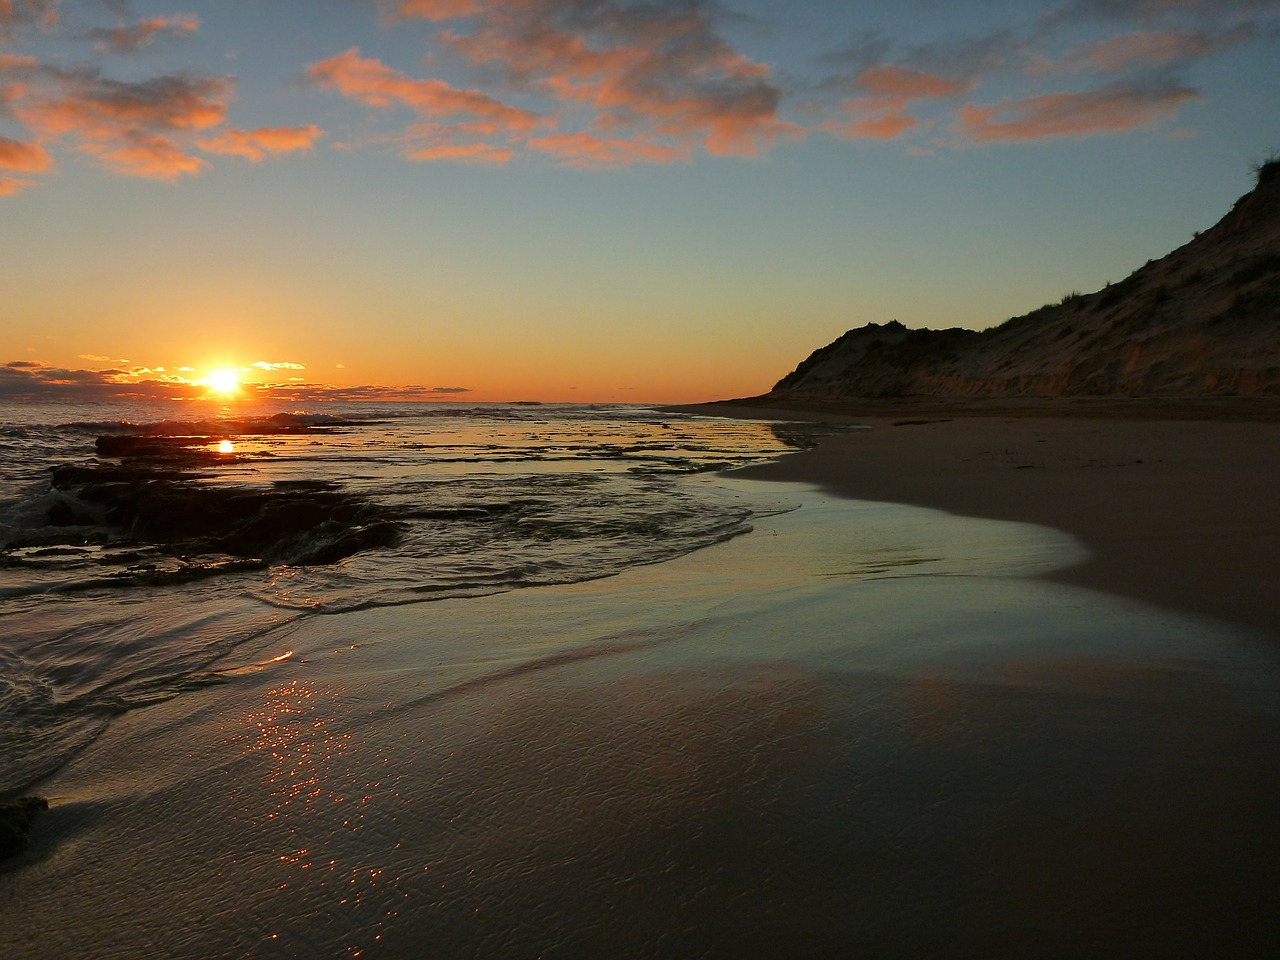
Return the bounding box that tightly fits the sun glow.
[202,368,241,395]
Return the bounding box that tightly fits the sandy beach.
[4,410,1280,958]
[679,404,1280,635]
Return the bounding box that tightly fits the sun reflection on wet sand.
[224,680,418,957]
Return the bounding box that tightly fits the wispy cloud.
[15,67,232,178]
[826,65,973,141]
[0,133,51,170]
[309,48,541,134]
[0,0,59,40]
[1,0,1277,189]
[312,0,796,165]
[198,125,324,162]
[87,15,201,54]
[0,10,322,189]
[957,80,1202,142]
[808,0,1274,148]
[0,359,472,403]
[0,360,197,401]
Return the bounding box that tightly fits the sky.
[2,0,1278,404]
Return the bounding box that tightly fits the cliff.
[770,161,1280,401]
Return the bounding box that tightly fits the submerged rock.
[0,796,48,861]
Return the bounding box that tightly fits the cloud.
[1045,0,1277,27]
[309,48,540,134]
[16,69,232,179]
[0,16,263,190]
[0,175,36,193]
[87,15,200,53]
[827,65,972,141]
[341,0,798,164]
[1040,26,1256,73]
[0,1,59,39]
[198,125,324,162]
[0,360,206,401]
[250,360,307,370]
[0,358,480,403]
[526,131,689,167]
[0,134,50,170]
[957,80,1202,142]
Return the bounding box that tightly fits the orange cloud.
[958,81,1202,143]
[309,48,540,135]
[828,65,969,141]
[198,125,324,162]
[16,70,232,179]
[393,0,794,160]
[0,134,50,171]
[0,175,36,194]
[81,132,206,180]
[88,15,201,53]
[405,141,514,163]
[856,65,971,101]
[834,113,918,141]
[527,131,690,167]
[1042,28,1251,74]
[393,0,479,20]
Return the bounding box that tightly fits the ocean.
[0,399,829,799]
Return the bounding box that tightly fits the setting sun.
[202,368,241,395]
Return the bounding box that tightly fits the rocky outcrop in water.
[4,416,405,575]
[769,161,1280,401]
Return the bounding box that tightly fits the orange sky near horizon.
[3,1,1278,405]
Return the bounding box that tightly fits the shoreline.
[6,450,1280,956]
[670,402,1280,635]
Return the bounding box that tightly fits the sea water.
[0,399,835,798]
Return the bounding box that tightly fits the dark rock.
[0,796,48,861]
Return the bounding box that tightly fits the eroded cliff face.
[771,164,1280,400]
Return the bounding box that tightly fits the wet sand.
[677,405,1280,635]
[5,475,1280,958]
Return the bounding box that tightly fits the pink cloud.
[198,125,324,162]
[958,81,1202,143]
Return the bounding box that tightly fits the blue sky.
[2,0,1278,402]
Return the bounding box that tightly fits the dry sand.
[674,405,1280,636]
